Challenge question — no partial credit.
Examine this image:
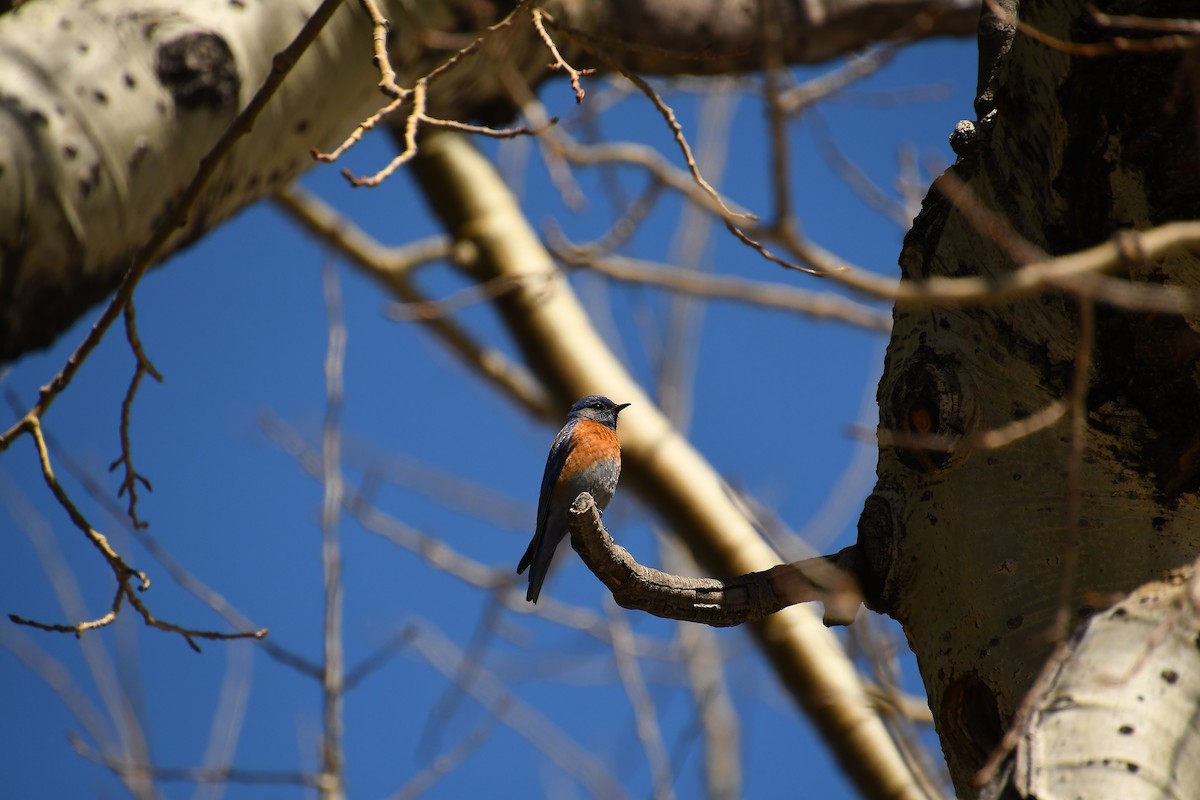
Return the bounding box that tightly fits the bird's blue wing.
[517,419,577,581]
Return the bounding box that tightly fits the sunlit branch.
[772,219,1200,311]
[556,247,893,331]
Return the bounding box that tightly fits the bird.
[517,395,631,603]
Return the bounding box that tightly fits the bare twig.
[606,600,675,800]
[868,399,1070,454]
[418,605,502,762]
[556,248,893,331]
[388,714,499,800]
[387,273,555,322]
[808,110,914,228]
[69,736,322,788]
[319,263,348,800]
[32,430,286,669]
[0,624,115,759]
[972,641,1072,792]
[780,46,903,113]
[195,641,255,800]
[408,622,633,799]
[774,219,1200,310]
[541,12,752,222]
[108,303,163,531]
[357,0,402,96]
[345,628,416,692]
[315,0,548,182]
[671,580,741,800]
[1053,299,1094,642]
[759,0,793,225]
[531,7,593,102]
[596,62,748,222]
[987,0,1199,56]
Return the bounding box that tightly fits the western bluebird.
[517,395,631,603]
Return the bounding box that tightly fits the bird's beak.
[615,403,632,414]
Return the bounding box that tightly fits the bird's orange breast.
[559,419,621,480]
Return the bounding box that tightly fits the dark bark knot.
[856,490,905,616]
[882,348,975,473]
[154,32,239,114]
[940,671,1003,773]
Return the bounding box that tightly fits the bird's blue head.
[568,395,631,430]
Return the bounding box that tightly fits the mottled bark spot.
[154,32,239,113]
[129,139,149,172]
[79,163,101,198]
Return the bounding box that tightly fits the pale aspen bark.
[1009,567,1200,799]
[0,0,457,358]
[859,0,1200,795]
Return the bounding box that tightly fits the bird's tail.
[516,537,546,603]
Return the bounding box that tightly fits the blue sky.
[2,36,975,799]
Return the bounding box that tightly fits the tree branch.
[569,493,864,626]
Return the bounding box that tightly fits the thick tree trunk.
[0,0,980,363]
[858,0,1200,795]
